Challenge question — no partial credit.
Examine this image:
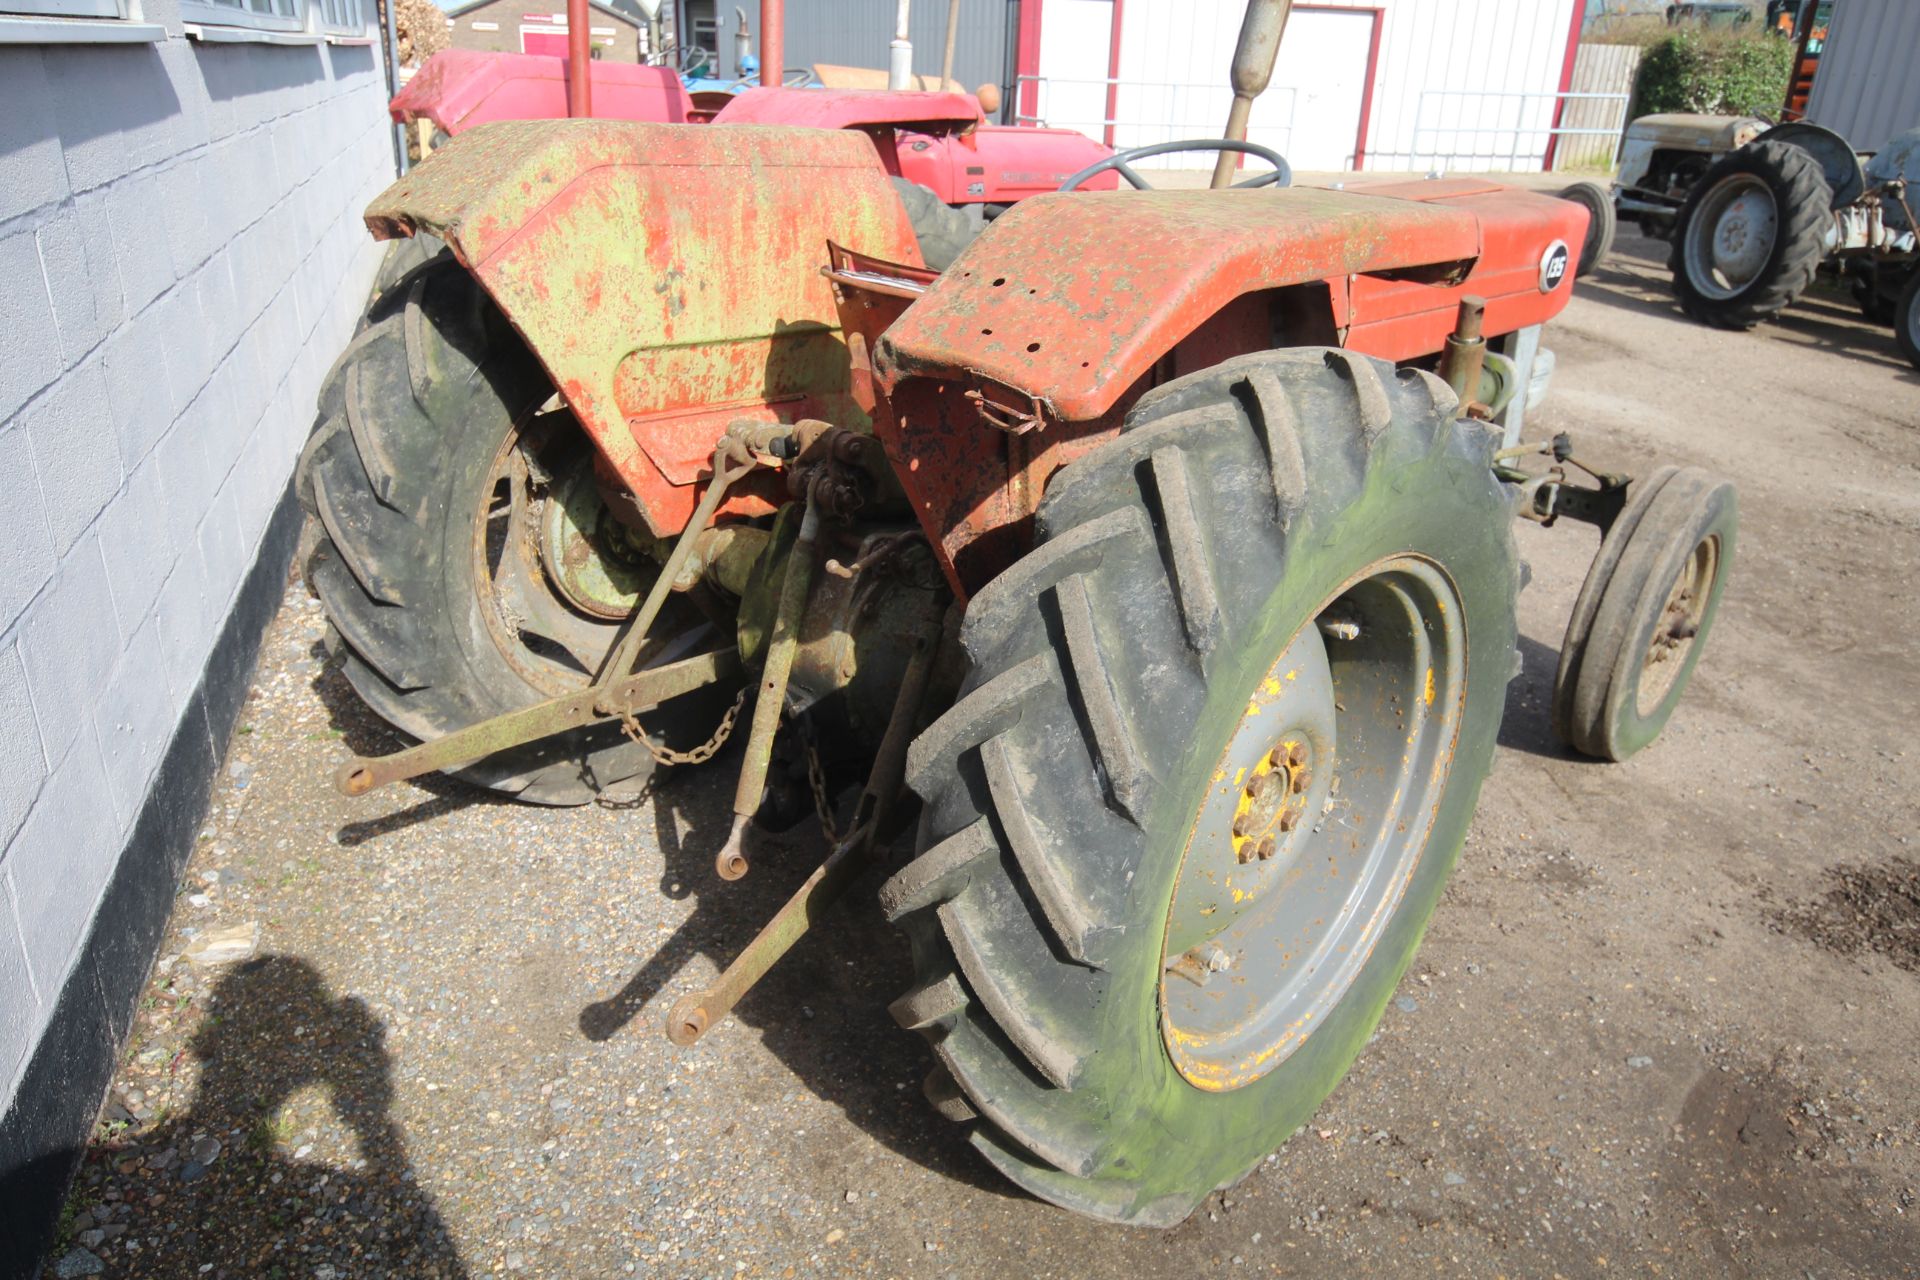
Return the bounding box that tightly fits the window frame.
[313,0,371,38]
[0,0,370,48]
[178,0,306,35]
[0,0,124,18]
[0,0,166,42]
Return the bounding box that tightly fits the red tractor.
[305,0,1736,1224]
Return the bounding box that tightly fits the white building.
[1018,0,1585,172]
[0,0,390,1259]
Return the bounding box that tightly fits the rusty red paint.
[867,180,1583,596]
[364,120,920,537]
[870,186,1482,425]
[1342,180,1586,359]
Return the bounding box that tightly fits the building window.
[180,0,304,33]
[314,0,369,37]
[177,0,372,40]
[0,0,128,18]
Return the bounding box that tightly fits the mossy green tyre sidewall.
[1089,425,1516,1203]
[1590,478,1737,760]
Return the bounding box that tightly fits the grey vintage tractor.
[1617,114,1920,366]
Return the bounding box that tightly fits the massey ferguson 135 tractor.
[303,0,1737,1224]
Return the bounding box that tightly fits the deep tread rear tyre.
[889,178,980,272]
[300,259,667,804]
[1558,180,1615,278]
[367,233,449,316]
[885,348,1520,1224]
[1668,141,1829,329]
[1896,269,1920,371]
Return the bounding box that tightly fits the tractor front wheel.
[1558,180,1615,278]
[883,348,1520,1224]
[299,259,726,803]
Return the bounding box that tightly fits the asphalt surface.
[43,226,1920,1279]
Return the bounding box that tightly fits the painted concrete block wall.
[0,4,393,1106]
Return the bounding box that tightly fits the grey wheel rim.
[1684,173,1778,300]
[1159,556,1466,1092]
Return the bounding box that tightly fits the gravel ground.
[42,227,1920,1279]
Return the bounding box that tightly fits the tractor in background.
[1653,120,1920,366]
[305,0,1737,1224]
[385,1,1112,268]
[1609,1,1920,366]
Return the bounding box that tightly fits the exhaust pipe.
[566,0,591,117]
[888,0,913,91]
[1211,0,1293,189]
[761,0,783,86]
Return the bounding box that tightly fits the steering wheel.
[1059,139,1292,192]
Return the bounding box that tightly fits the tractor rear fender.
[868,181,1583,595]
[1752,121,1865,207]
[362,119,921,537]
[871,185,1491,424]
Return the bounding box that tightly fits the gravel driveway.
[42,227,1920,1279]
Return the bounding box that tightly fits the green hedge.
[1634,30,1796,117]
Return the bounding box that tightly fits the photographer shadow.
[61,956,467,1278]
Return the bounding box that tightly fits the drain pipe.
[888,0,913,90]
[381,0,406,173]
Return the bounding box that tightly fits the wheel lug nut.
[1255,836,1277,861]
[1287,742,1308,767]
[1291,767,1309,794]
[1278,808,1300,832]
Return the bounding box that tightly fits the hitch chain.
[619,685,749,767]
[800,716,841,845]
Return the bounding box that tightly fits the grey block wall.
[0,4,393,1106]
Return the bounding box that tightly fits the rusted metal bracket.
[1436,294,1488,413]
[334,648,743,796]
[714,482,825,881]
[1495,434,1632,535]
[667,617,945,1046]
